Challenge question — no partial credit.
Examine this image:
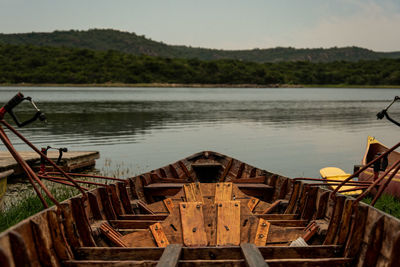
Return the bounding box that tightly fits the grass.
[362,194,400,219]
[0,185,79,232]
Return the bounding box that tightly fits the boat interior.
[0,151,399,266]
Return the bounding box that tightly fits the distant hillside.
[1,29,399,63]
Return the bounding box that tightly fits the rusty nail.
[259,234,264,238]
[196,204,200,209]
[219,204,222,207]
[235,203,238,207]
[182,204,186,208]
[161,240,164,243]
[224,225,230,231]
[262,223,267,227]
[193,227,197,232]
[217,184,220,187]
[155,226,159,230]
[252,199,255,203]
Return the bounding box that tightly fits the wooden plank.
[74,245,343,261]
[76,247,164,260]
[117,182,134,214]
[109,220,160,229]
[220,158,233,181]
[149,223,169,247]
[119,215,168,220]
[178,161,192,180]
[267,220,308,227]
[247,197,260,212]
[169,164,179,178]
[265,258,353,266]
[156,244,182,267]
[323,195,345,245]
[98,187,117,220]
[30,218,60,267]
[254,219,270,246]
[216,201,240,246]
[179,202,207,247]
[215,182,233,202]
[70,197,96,247]
[240,243,268,267]
[47,210,73,260]
[100,223,127,247]
[236,163,245,179]
[334,199,354,245]
[362,215,384,267]
[315,191,329,219]
[9,230,32,266]
[60,202,82,249]
[63,260,158,266]
[163,198,174,213]
[87,192,103,221]
[0,247,11,267]
[344,204,368,258]
[388,231,400,267]
[256,214,298,220]
[183,183,203,202]
[262,200,281,214]
[0,150,99,174]
[231,176,266,183]
[285,181,300,214]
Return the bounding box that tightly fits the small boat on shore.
[358,136,400,198]
[0,151,399,266]
[320,167,363,196]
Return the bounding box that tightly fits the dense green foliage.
[1,43,400,85]
[1,29,400,63]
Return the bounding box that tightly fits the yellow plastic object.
[320,167,363,196]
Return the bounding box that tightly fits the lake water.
[0,87,399,178]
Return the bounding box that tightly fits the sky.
[0,0,399,51]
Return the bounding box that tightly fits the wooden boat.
[358,136,400,198]
[0,151,399,267]
[320,167,363,196]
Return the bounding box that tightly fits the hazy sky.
[1,0,399,51]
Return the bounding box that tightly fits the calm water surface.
[0,87,399,178]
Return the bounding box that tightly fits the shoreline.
[0,83,400,89]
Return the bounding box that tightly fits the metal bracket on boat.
[0,92,46,127]
[377,96,400,127]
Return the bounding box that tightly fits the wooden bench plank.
[241,243,269,267]
[215,183,233,202]
[180,202,207,247]
[156,244,182,267]
[75,245,343,261]
[216,201,241,246]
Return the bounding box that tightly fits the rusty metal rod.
[371,163,400,206]
[293,177,372,184]
[1,120,87,196]
[353,159,400,206]
[45,172,126,182]
[306,182,373,186]
[41,177,89,191]
[331,141,400,199]
[38,174,107,187]
[0,126,50,208]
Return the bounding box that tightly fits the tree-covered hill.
[0,29,399,63]
[1,43,399,85]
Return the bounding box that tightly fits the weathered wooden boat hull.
[359,136,400,198]
[0,151,399,266]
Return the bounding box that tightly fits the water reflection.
[0,87,399,178]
